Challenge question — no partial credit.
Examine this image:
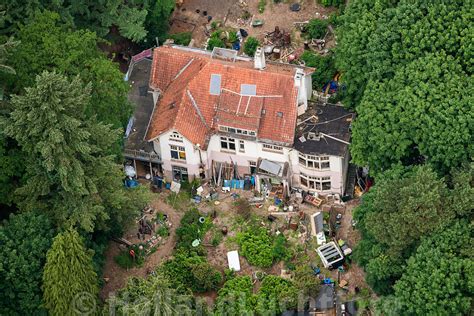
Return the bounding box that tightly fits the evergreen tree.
[42,229,98,316]
[1,71,144,232]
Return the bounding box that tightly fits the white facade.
[154,130,349,195]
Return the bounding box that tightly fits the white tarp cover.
[227,250,241,272]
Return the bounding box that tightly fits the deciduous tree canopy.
[0,212,55,315]
[353,164,473,294]
[5,11,131,129]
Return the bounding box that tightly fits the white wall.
[155,131,348,195]
[156,130,202,181]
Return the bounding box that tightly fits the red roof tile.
[146,46,312,147]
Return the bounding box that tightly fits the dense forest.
[336,0,473,314]
[0,0,472,315]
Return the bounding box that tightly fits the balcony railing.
[124,149,161,162]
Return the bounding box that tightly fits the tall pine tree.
[1,71,147,232]
[42,229,98,316]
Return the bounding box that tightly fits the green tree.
[0,134,24,206]
[293,264,321,297]
[256,275,298,314]
[1,1,172,43]
[0,37,18,75]
[300,51,337,89]
[385,221,474,315]
[207,31,225,51]
[336,0,472,107]
[214,276,255,315]
[1,71,141,232]
[306,18,328,39]
[107,275,206,315]
[0,212,55,315]
[145,0,175,45]
[190,262,222,292]
[243,37,259,57]
[350,53,473,174]
[353,165,472,294]
[42,229,98,316]
[5,11,131,129]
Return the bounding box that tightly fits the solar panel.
[210,74,221,95]
[240,84,256,96]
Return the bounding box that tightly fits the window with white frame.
[170,145,186,160]
[262,143,283,153]
[220,137,236,151]
[219,125,257,137]
[239,140,245,152]
[298,153,330,170]
[300,173,331,191]
[169,131,183,142]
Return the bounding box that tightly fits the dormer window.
[169,131,183,142]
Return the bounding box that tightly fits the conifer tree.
[42,229,98,316]
[1,71,146,232]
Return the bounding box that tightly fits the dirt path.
[100,194,183,301]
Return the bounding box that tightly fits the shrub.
[307,18,329,39]
[228,31,238,43]
[244,37,260,57]
[156,225,169,237]
[256,276,298,314]
[300,51,337,89]
[207,31,225,50]
[258,0,266,13]
[237,227,290,268]
[191,262,223,292]
[168,32,192,46]
[114,244,146,269]
[320,0,344,7]
[175,208,212,251]
[237,227,274,267]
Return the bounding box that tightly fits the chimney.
[254,47,265,70]
[294,68,308,115]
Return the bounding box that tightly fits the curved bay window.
[300,173,331,191]
[298,153,330,170]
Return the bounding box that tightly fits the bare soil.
[100,188,368,305]
[99,193,184,300]
[172,0,337,48]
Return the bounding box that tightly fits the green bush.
[168,32,192,46]
[191,262,223,292]
[207,31,225,51]
[307,18,329,39]
[258,0,267,13]
[228,31,238,43]
[156,225,169,237]
[175,208,212,251]
[300,51,337,89]
[244,37,260,57]
[237,227,290,268]
[320,0,344,7]
[114,244,146,269]
[256,275,298,314]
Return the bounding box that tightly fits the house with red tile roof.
[124,45,354,197]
